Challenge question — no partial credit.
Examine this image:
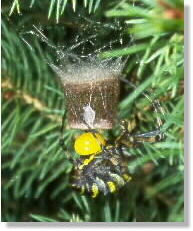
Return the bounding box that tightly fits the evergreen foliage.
[2,0,184,222]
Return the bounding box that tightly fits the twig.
[2,78,62,123]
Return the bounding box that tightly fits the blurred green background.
[2,0,184,222]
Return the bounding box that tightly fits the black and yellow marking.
[109,173,125,187]
[95,177,107,194]
[79,155,95,170]
[71,130,137,197]
[110,157,119,166]
[107,181,117,193]
[122,174,132,182]
[92,183,99,198]
[135,136,157,143]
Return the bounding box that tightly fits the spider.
[59,79,165,198]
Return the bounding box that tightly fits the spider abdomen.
[72,148,132,198]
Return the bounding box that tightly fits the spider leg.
[59,110,67,151]
[116,119,165,148]
[95,148,132,189]
[132,129,164,142]
[120,77,166,134]
[117,129,164,147]
[117,75,166,148]
[59,110,76,163]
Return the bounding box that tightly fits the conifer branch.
[2,78,62,123]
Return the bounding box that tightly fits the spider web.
[20,2,165,134]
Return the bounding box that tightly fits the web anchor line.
[120,77,166,141]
